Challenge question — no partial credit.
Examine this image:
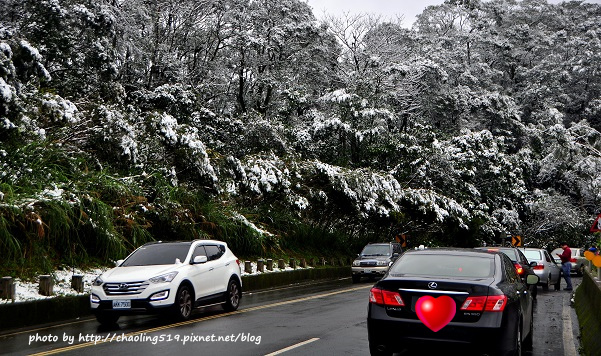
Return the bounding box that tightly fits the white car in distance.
[90,240,242,325]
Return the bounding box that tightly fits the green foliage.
[2,0,601,277]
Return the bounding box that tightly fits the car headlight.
[377,261,388,266]
[93,276,103,286]
[90,294,101,303]
[352,260,360,266]
[149,290,170,301]
[149,272,178,284]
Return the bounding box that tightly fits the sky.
[305,0,601,28]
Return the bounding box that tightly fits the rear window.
[493,248,518,261]
[389,254,494,278]
[523,250,542,260]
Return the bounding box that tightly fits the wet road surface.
[0,276,582,355]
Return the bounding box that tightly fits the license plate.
[112,300,131,309]
[364,269,373,274]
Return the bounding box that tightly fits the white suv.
[90,240,242,325]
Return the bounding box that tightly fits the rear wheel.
[542,275,550,291]
[95,312,119,325]
[173,284,193,320]
[523,309,534,351]
[222,279,241,311]
[514,323,523,356]
[577,265,584,276]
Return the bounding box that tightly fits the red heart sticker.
[415,295,456,332]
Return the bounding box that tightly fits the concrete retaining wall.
[0,266,350,332]
[574,269,601,356]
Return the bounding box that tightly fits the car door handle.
[209,267,214,271]
[225,262,230,266]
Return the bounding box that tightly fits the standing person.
[556,242,573,291]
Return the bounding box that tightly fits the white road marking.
[264,338,320,355]
[562,291,577,356]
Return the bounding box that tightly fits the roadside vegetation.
[1,0,601,277]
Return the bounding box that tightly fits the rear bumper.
[367,304,514,354]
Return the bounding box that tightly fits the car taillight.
[461,295,506,312]
[369,288,405,306]
[485,295,507,311]
[236,259,240,266]
[533,264,544,270]
[514,263,524,275]
[460,296,486,311]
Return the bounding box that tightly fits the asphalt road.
[0,276,582,356]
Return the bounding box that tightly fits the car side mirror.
[192,255,208,264]
[115,259,124,267]
[529,261,537,267]
[526,274,539,286]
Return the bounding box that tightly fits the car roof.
[403,247,498,258]
[475,246,517,250]
[142,239,227,247]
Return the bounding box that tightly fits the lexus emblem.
[428,282,438,289]
[118,283,129,290]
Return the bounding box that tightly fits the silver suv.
[352,242,402,283]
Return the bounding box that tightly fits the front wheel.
[222,279,241,311]
[173,284,193,320]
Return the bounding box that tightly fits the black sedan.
[475,246,539,299]
[367,248,538,356]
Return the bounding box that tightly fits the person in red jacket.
[556,242,573,291]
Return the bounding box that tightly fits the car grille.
[360,261,378,267]
[103,281,149,295]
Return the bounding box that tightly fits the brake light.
[461,295,506,312]
[370,288,384,304]
[461,296,486,311]
[514,263,524,275]
[533,264,544,270]
[236,259,240,266]
[485,295,507,311]
[369,288,405,306]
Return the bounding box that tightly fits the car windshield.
[361,245,390,256]
[523,250,542,260]
[389,254,494,278]
[121,243,192,266]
